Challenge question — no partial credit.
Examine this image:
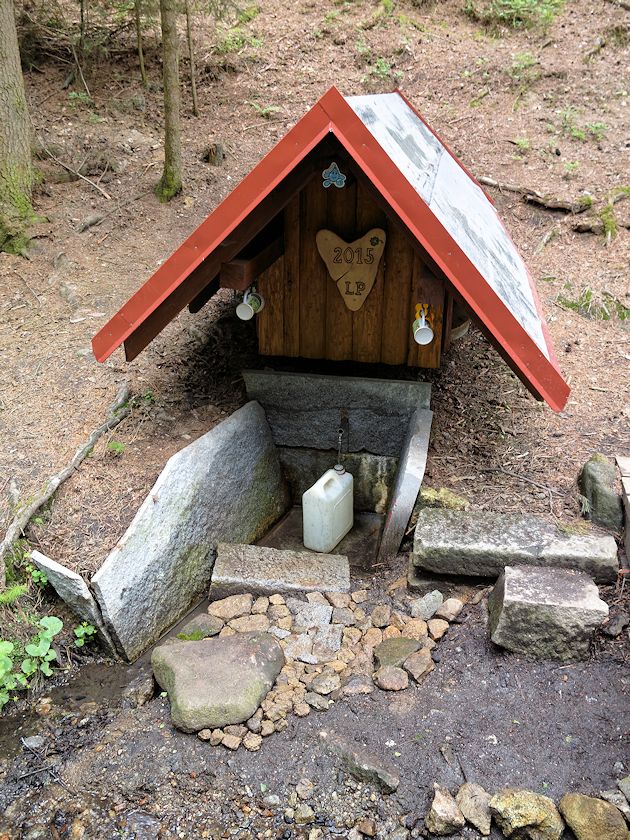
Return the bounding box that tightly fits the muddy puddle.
[0,660,135,760]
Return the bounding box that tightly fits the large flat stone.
[413,510,618,583]
[377,408,433,562]
[92,402,290,661]
[319,730,400,792]
[151,632,284,733]
[29,550,116,655]
[488,565,609,661]
[277,448,398,513]
[209,543,350,599]
[243,370,430,457]
[579,453,623,531]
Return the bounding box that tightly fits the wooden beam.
[188,276,220,314]
[219,231,284,291]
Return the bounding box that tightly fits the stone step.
[209,543,350,599]
[488,565,609,661]
[412,509,618,583]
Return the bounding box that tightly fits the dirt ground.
[0,0,629,835]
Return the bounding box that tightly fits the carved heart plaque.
[316,228,386,312]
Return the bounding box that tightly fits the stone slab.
[209,543,350,599]
[151,632,284,732]
[92,402,290,661]
[277,448,398,513]
[377,409,433,562]
[488,565,609,661]
[243,370,430,457]
[413,509,618,583]
[622,475,630,560]
[616,456,630,477]
[579,454,623,531]
[29,550,116,655]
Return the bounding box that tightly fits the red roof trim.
[92,86,569,411]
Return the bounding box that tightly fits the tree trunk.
[184,0,198,117]
[0,0,35,255]
[156,0,182,202]
[134,0,148,88]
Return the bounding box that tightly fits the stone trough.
[31,372,434,661]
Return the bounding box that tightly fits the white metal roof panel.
[346,93,549,358]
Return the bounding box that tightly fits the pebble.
[221,734,241,750]
[243,732,262,752]
[22,735,45,750]
[224,724,247,737]
[434,597,464,622]
[260,719,275,736]
[269,593,286,605]
[294,702,311,717]
[351,589,369,604]
[403,648,435,683]
[305,691,331,711]
[218,626,236,637]
[208,593,253,621]
[362,627,383,648]
[402,618,428,640]
[356,817,377,836]
[382,625,401,640]
[264,794,281,807]
[295,803,315,824]
[252,596,270,614]
[342,674,374,696]
[269,604,291,621]
[373,666,409,691]
[306,592,330,605]
[197,729,213,741]
[410,590,444,620]
[247,709,263,733]
[228,614,270,632]
[428,618,449,640]
[311,672,341,695]
[332,607,355,626]
[326,592,351,608]
[296,778,314,800]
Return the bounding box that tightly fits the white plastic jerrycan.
[302,464,353,553]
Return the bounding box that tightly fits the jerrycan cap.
[333,464,346,474]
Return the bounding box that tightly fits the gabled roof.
[92,86,569,411]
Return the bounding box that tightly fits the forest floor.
[0,0,629,836]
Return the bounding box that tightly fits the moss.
[176,630,205,641]
[154,169,182,203]
[419,487,470,511]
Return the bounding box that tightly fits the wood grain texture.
[380,222,413,365]
[324,180,356,360]
[354,182,387,362]
[256,256,285,356]
[283,194,301,356]
[299,178,329,358]
[407,254,444,369]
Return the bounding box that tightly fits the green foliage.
[509,51,538,80]
[556,285,629,320]
[107,439,126,455]
[26,564,48,588]
[0,584,28,606]
[176,629,205,640]
[214,27,262,54]
[67,90,93,108]
[563,160,579,178]
[237,4,260,23]
[585,121,607,141]
[361,56,403,85]
[0,616,63,710]
[465,0,563,29]
[247,101,281,119]
[513,136,530,154]
[74,622,97,648]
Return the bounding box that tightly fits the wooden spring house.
[92,87,569,411]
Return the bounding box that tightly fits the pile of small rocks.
[424,778,630,839]
[179,586,463,750]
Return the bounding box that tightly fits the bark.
[0,0,35,254]
[134,0,148,88]
[156,0,182,201]
[184,0,198,117]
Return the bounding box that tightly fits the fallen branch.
[478,176,591,214]
[39,143,112,200]
[0,383,131,589]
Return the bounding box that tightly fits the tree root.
[478,176,592,214]
[0,382,131,588]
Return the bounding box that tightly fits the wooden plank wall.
[257,180,445,368]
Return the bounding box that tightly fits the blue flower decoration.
[322,162,347,189]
